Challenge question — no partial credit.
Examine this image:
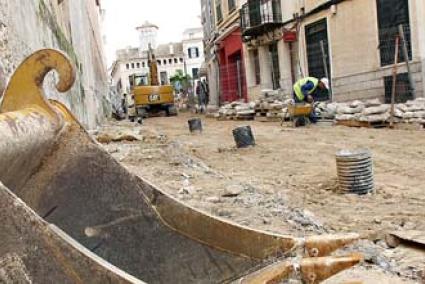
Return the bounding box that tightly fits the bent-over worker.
[292,77,329,124]
[293,77,329,104]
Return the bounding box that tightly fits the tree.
[170,70,192,94]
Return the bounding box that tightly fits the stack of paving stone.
[217,101,255,121]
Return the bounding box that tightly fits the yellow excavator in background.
[129,44,177,120]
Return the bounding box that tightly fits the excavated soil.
[96,113,425,283]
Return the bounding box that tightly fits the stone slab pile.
[316,98,425,126]
[217,101,256,120]
[253,91,292,122]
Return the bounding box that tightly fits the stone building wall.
[0,0,109,129]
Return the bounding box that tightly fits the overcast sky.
[102,0,202,66]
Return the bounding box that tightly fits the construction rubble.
[215,91,425,128]
[317,98,425,125]
[216,90,292,121]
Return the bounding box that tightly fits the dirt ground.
[96,112,425,283]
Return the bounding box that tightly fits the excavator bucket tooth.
[0,49,362,283]
[304,233,360,257]
[300,254,363,284]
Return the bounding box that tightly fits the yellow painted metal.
[304,233,360,257]
[237,254,363,284]
[300,254,363,284]
[148,185,298,259]
[237,260,294,283]
[49,99,81,126]
[0,49,77,192]
[0,49,76,123]
[133,85,174,106]
[288,103,312,116]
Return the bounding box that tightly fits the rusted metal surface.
[236,260,294,283]
[300,254,363,284]
[148,184,297,259]
[0,107,57,191]
[0,49,76,192]
[235,254,362,283]
[0,49,363,283]
[0,182,144,284]
[304,233,360,257]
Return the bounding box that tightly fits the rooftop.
[136,21,159,30]
[115,42,183,61]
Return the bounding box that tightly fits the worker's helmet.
[320,78,330,90]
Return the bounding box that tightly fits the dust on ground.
[96,112,425,283]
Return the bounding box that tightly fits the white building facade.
[182,28,204,81]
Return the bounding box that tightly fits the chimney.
[169,43,174,55]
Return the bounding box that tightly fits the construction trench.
[0,50,424,283]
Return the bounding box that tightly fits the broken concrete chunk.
[364,98,382,107]
[205,196,221,203]
[350,100,365,108]
[362,105,390,116]
[96,132,142,144]
[403,111,425,119]
[221,184,245,197]
[396,104,408,113]
[359,112,390,122]
[337,104,364,114]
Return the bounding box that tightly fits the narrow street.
[97,113,425,282]
[1,0,425,282]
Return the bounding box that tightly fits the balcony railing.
[241,0,283,37]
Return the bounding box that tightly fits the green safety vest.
[293,77,319,101]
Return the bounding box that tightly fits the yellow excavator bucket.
[0,49,362,283]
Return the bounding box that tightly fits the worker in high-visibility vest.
[293,77,329,103]
[292,77,329,124]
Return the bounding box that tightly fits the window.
[228,0,236,12]
[126,63,130,69]
[131,63,135,69]
[269,43,280,90]
[157,60,161,65]
[180,58,184,63]
[163,59,167,65]
[253,49,261,85]
[188,47,200,59]
[160,71,168,85]
[377,0,411,66]
[216,1,223,23]
[142,62,146,68]
[384,73,413,103]
[174,58,178,64]
[136,63,140,68]
[192,68,199,79]
[169,59,173,64]
[305,19,331,80]
[129,76,134,88]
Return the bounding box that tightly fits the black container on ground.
[233,126,255,148]
[188,118,203,133]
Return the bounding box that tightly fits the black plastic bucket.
[188,118,203,133]
[233,126,255,148]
